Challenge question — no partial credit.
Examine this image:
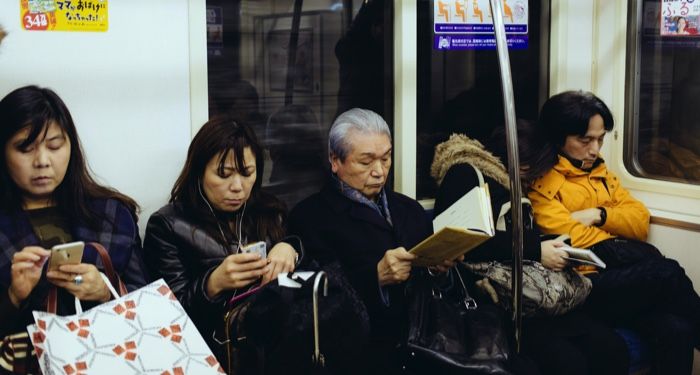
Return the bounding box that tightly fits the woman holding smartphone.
[142,117,302,362]
[0,85,148,373]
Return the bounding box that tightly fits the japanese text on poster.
[433,0,528,50]
[21,0,108,32]
[660,0,699,36]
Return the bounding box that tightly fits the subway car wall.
[0,2,195,232]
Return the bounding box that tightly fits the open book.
[410,184,495,266]
[560,245,607,269]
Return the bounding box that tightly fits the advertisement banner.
[660,0,699,36]
[20,0,108,32]
[433,0,528,50]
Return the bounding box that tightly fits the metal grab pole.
[285,0,304,105]
[488,0,524,353]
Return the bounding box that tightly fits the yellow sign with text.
[20,0,108,32]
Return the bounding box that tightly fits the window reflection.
[416,0,548,199]
[206,0,394,210]
[629,1,700,184]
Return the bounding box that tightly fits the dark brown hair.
[170,117,286,244]
[525,90,614,179]
[0,85,139,223]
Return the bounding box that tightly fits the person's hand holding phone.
[206,252,268,297]
[46,242,111,302]
[8,246,50,307]
[47,263,112,302]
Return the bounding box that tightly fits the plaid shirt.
[0,198,149,336]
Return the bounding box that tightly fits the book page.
[433,185,492,234]
[560,245,607,268]
[410,227,491,266]
[482,183,494,236]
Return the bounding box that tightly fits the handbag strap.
[72,273,121,314]
[90,242,128,296]
[466,162,532,232]
[465,162,486,188]
[312,271,328,368]
[454,268,478,310]
[46,242,128,314]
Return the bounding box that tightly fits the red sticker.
[22,11,49,31]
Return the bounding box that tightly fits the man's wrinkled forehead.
[345,130,392,154]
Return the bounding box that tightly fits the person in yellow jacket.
[526,90,700,375]
[529,154,650,249]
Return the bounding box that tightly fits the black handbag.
[223,262,370,375]
[403,266,512,375]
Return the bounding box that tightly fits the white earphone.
[198,180,246,253]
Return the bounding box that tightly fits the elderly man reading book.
[289,108,461,374]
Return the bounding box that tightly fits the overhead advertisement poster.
[20,0,108,32]
[660,0,700,36]
[434,0,528,50]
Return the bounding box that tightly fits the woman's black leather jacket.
[142,203,303,350]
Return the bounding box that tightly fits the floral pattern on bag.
[26,279,225,375]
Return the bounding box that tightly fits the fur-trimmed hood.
[431,133,510,189]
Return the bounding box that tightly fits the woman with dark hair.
[528,90,700,374]
[675,16,690,35]
[0,85,148,373]
[142,117,302,361]
[432,120,629,375]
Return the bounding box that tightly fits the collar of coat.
[319,182,407,233]
[430,133,510,189]
[530,155,608,200]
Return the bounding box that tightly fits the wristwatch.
[595,207,607,227]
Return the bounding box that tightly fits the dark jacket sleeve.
[435,163,541,262]
[280,234,305,267]
[288,203,335,267]
[143,212,226,319]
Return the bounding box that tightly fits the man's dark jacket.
[288,182,432,344]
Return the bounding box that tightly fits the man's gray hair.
[328,108,392,161]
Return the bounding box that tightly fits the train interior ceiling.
[0,0,699,372]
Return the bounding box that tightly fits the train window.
[625,0,700,185]
[415,0,550,200]
[205,0,394,209]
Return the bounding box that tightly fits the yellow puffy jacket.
[528,156,650,248]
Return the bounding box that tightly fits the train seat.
[616,328,651,375]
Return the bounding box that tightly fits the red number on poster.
[23,11,49,30]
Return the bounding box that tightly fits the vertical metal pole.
[343,0,354,31]
[488,0,524,353]
[285,0,305,105]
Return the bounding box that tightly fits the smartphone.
[241,241,267,259]
[47,241,85,272]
